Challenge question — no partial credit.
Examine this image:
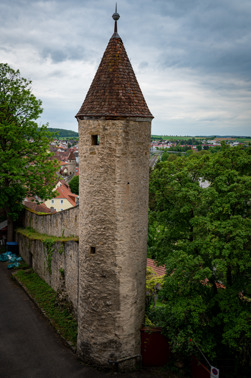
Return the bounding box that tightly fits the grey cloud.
[161,1,251,79]
[127,0,249,82]
[41,47,86,63]
[138,61,149,70]
[42,49,67,63]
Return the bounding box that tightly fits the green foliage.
[47,128,78,138]
[0,63,59,238]
[149,145,251,365]
[69,175,79,195]
[161,150,180,162]
[146,266,165,309]
[166,145,192,152]
[14,269,77,346]
[144,314,155,327]
[43,239,55,275]
[59,268,65,278]
[58,245,65,255]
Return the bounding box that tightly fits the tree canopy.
[0,63,59,240]
[148,145,251,371]
[69,175,79,195]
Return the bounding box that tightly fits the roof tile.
[147,258,166,277]
[55,185,78,207]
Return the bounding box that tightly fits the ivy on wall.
[16,227,78,277]
[43,239,55,275]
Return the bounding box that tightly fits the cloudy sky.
[1,0,251,136]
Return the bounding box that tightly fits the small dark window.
[90,246,96,255]
[91,135,99,145]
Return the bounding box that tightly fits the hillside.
[47,128,79,138]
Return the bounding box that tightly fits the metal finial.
[112,3,120,33]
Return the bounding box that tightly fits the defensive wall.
[23,206,79,237]
[16,207,79,314]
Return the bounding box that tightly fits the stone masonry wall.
[24,206,79,237]
[77,117,151,367]
[16,232,79,313]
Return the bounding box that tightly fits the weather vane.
[112,3,120,34]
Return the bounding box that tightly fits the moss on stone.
[16,227,79,242]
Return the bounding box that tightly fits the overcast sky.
[1,0,251,136]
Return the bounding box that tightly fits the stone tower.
[76,8,153,368]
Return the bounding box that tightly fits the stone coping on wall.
[24,205,79,217]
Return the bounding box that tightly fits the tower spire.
[112,3,120,36]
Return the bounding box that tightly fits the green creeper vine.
[59,268,65,278]
[43,239,55,275]
[146,266,165,309]
[58,244,65,255]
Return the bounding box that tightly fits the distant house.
[58,150,77,176]
[60,161,68,175]
[231,141,239,147]
[55,178,70,190]
[66,150,77,175]
[44,181,78,212]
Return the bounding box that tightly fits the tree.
[148,145,251,369]
[69,175,79,195]
[0,63,59,241]
[146,266,164,310]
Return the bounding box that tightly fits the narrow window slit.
[91,135,100,145]
[90,246,96,255]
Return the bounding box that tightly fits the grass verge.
[13,269,78,348]
[16,227,79,242]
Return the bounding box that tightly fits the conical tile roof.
[76,33,153,119]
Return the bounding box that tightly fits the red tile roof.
[147,258,166,277]
[204,278,225,289]
[146,259,225,288]
[54,184,78,207]
[76,35,153,119]
[68,150,76,161]
[24,201,52,213]
[58,179,70,188]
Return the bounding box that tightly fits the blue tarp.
[0,251,22,268]
[8,262,20,269]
